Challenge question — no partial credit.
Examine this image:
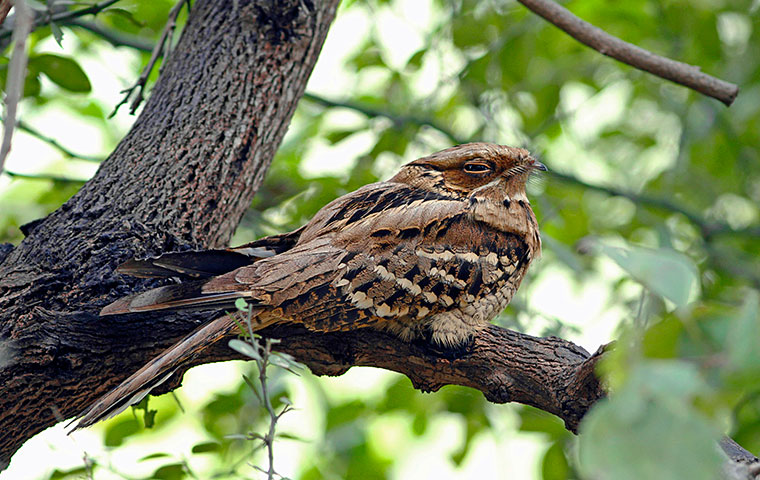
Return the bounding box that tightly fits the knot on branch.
[241,0,313,44]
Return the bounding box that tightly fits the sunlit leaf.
[29,54,91,92]
[579,361,722,480]
[228,338,261,361]
[191,442,222,454]
[104,418,139,447]
[541,441,570,480]
[727,290,760,372]
[593,241,700,308]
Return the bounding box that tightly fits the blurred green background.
[1,0,759,478]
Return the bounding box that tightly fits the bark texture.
[0,0,339,467]
[193,323,607,433]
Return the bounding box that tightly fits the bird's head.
[393,143,546,200]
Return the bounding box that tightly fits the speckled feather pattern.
[75,142,543,429]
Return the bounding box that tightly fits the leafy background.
[1,0,759,478]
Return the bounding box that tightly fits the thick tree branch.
[516,0,739,106]
[217,324,606,433]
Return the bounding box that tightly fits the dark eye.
[463,161,492,174]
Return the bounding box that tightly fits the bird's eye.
[463,161,492,174]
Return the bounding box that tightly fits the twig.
[548,170,760,240]
[109,0,189,117]
[3,170,87,183]
[0,0,122,40]
[516,0,739,106]
[302,92,760,241]
[0,0,33,174]
[232,305,295,480]
[67,18,153,52]
[302,92,467,145]
[0,116,103,162]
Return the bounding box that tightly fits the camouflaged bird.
[73,142,545,429]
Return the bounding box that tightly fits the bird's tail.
[70,311,273,430]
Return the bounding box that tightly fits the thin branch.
[302,93,760,241]
[548,170,760,240]
[67,18,153,52]
[516,0,739,106]
[109,0,188,117]
[3,169,87,183]
[0,0,33,174]
[0,116,103,162]
[302,92,467,145]
[0,0,122,40]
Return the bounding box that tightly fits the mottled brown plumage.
[73,142,545,429]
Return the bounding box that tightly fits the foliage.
[1,0,759,478]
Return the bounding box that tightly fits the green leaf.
[325,129,357,144]
[151,463,186,480]
[642,315,683,359]
[405,50,425,70]
[139,452,171,461]
[48,466,89,479]
[517,406,567,439]
[104,418,139,447]
[30,54,91,92]
[594,242,700,308]
[541,441,570,480]
[234,297,249,312]
[49,22,64,47]
[104,7,146,28]
[191,441,221,454]
[727,290,760,372]
[579,361,722,480]
[228,338,261,361]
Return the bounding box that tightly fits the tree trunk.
[0,0,340,467]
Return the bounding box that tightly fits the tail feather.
[117,250,259,279]
[100,279,254,316]
[71,312,273,430]
[117,227,304,280]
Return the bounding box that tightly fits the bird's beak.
[531,159,548,172]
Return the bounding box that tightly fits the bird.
[72,142,546,429]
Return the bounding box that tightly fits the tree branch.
[0,116,103,162]
[0,0,122,40]
[302,93,760,242]
[302,92,466,145]
[109,0,188,117]
[0,0,33,173]
[167,323,607,433]
[3,170,87,183]
[516,0,739,106]
[66,18,153,52]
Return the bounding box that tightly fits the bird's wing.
[101,181,530,328]
[115,226,305,279]
[200,184,532,337]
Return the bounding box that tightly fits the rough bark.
[0,0,339,467]
[190,323,608,433]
